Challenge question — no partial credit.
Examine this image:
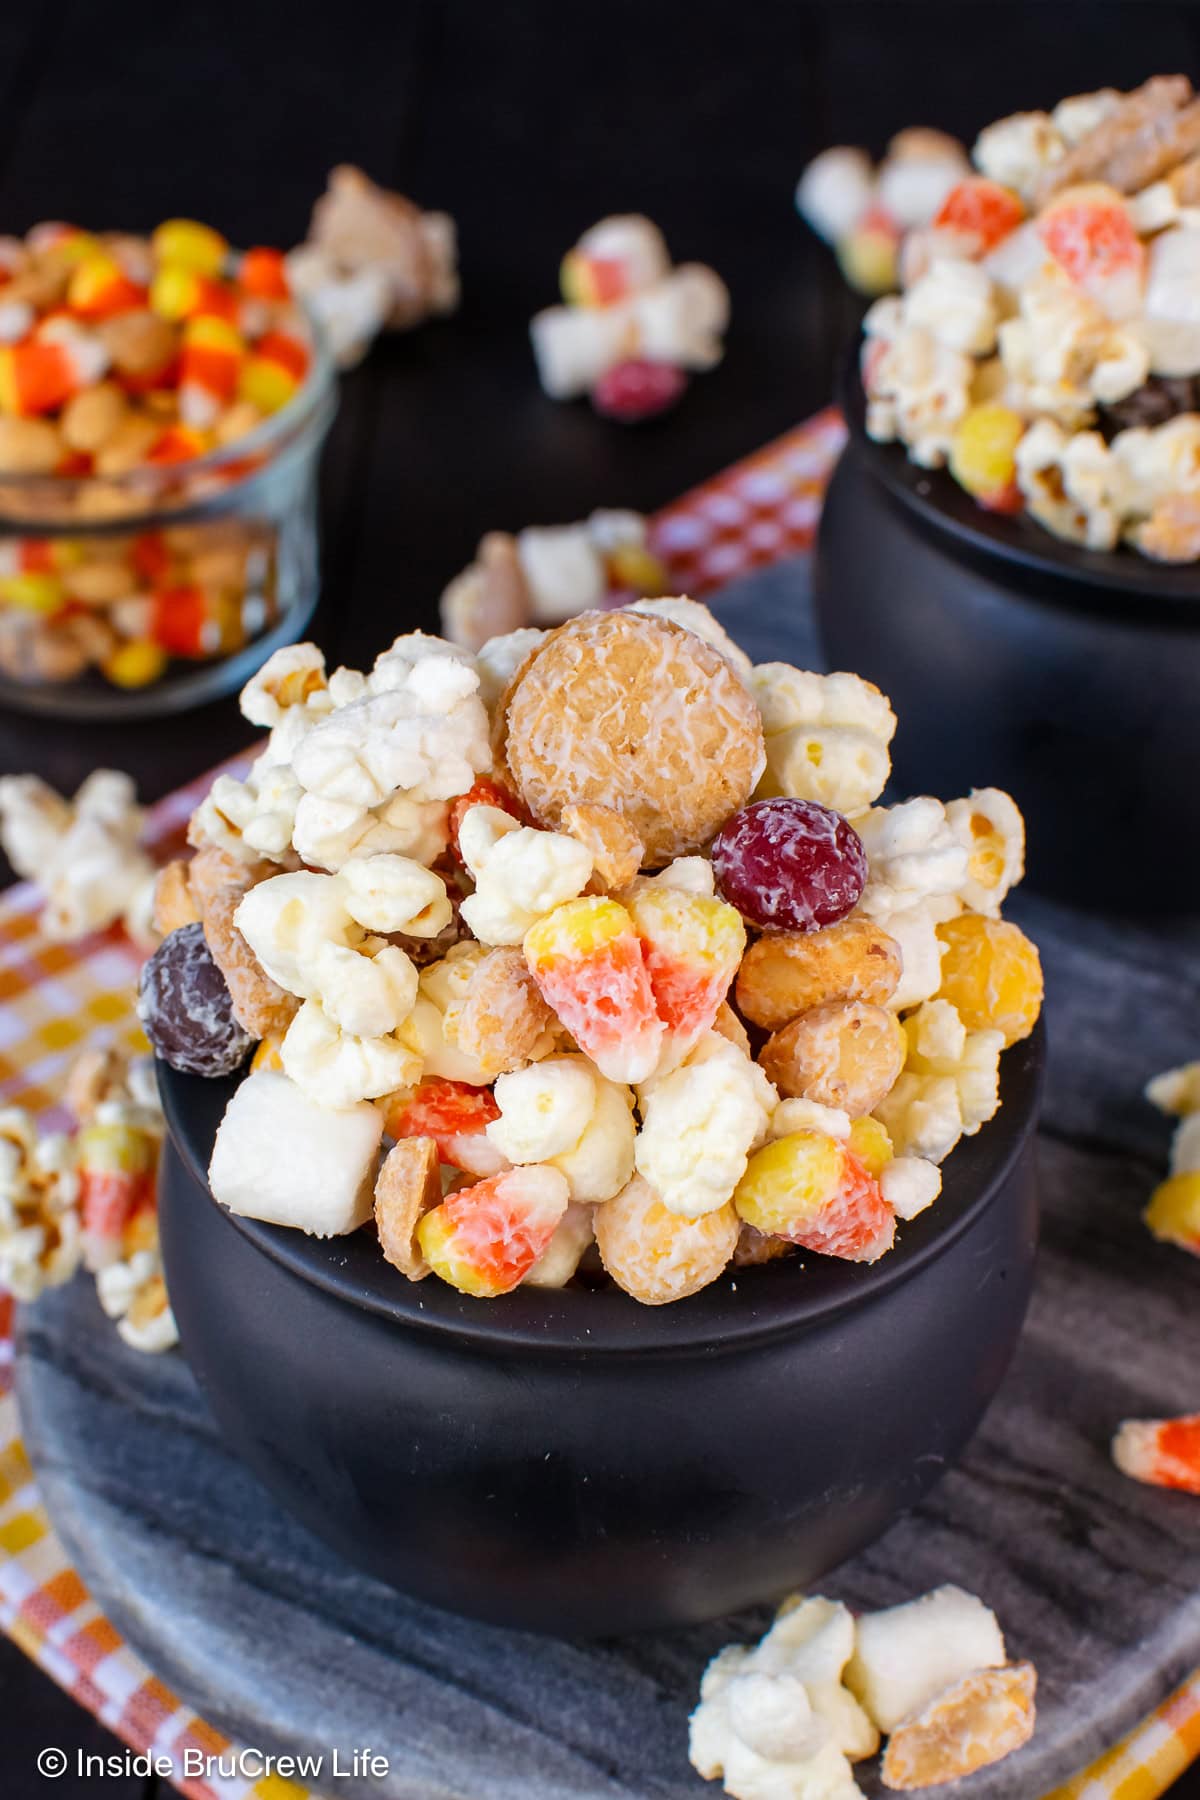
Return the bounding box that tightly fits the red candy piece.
[386,1077,501,1172]
[934,177,1024,253]
[712,798,868,933]
[447,777,527,863]
[591,359,688,422]
[1114,1412,1200,1496]
[788,1150,895,1263]
[240,246,291,301]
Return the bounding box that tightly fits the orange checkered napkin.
[0,411,1197,1800]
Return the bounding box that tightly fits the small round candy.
[712,798,867,933]
[137,921,253,1077]
[592,359,688,422]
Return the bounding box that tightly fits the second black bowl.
[157,1026,1042,1638]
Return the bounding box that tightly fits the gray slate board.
[15,561,1200,1799]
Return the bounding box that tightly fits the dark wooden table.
[2,2,1198,1792]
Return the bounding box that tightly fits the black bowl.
[158,1027,1042,1638]
[815,367,1200,912]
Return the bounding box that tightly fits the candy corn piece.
[734,1132,896,1263]
[238,328,309,413]
[1112,1412,1200,1496]
[416,1164,569,1297]
[625,885,745,1065]
[67,252,147,320]
[239,246,291,300]
[150,264,238,324]
[1038,183,1145,319]
[143,424,209,467]
[447,777,527,863]
[560,249,632,308]
[0,572,63,614]
[934,176,1025,253]
[524,896,665,1083]
[76,1119,158,1269]
[385,1077,505,1176]
[1144,1171,1200,1255]
[0,340,78,415]
[178,315,245,428]
[950,404,1025,514]
[837,203,902,296]
[848,1114,893,1177]
[151,218,229,277]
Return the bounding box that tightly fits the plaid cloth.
[0,407,1197,1800]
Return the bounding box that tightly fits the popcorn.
[999,268,1148,424]
[876,1001,1004,1162]
[845,1585,1007,1733]
[944,788,1025,914]
[96,1240,178,1354]
[488,1054,636,1204]
[459,807,593,946]
[751,666,896,815]
[282,998,421,1108]
[1015,417,1120,547]
[854,798,968,923]
[904,258,998,355]
[880,1155,943,1220]
[297,165,459,342]
[1144,1059,1200,1255]
[474,627,547,709]
[208,1068,382,1234]
[0,770,156,945]
[861,319,975,466]
[877,897,959,1012]
[974,111,1066,200]
[240,642,332,729]
[0,1109,81,1302]
[635,1034,776,1219]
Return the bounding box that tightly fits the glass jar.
[0,321,337,719]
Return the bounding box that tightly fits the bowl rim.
[841,350,1200,616]
[158,1018,1044,1359]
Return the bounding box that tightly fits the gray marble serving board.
[14,562,1200,1800]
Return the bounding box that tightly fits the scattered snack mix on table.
[0,1045,176,1353]
[0,769,157,945]
[531,216,730,420]
[135,599,1042,1309]
[1144,1060,1200,1255]
[800,76,1200,559]
[689,1583,1035,1795]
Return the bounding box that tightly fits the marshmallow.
[846,1585,1006,1733]
[208,1069,382,1235]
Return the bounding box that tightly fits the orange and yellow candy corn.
[525,896,665,1083]
[417,1165,569,1297]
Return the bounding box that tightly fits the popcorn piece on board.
[846,1585,1007,1733]
[752,1595,880,1761]
[458,806,594,946]
[880,1661,1037,1790]
[759,1000,906,1119]
[0,770,157,945]
[417,1165,569,1297]
[594,1174,738,1306]
[501,610,765,864]
[750,666,895,816]
[488,1054,635,1204]
[374,1136,442,1280]
[386,1076,506,1179]
[208,1069,382,1236]
[525,897,665,1084]
[635,1033,776,1219]
[736,920,903,1032]
[735,1132,895,1263]
[1112,1412,1200,1495]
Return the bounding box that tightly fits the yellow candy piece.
[149,263,201,321]
[837,224,898,297]
[151,218,228,276]
[848,1115,893,1177]
[0,572,62,614]
[251,1035,286,1074]
[936,913,1043,1047]
[1144,1171,1200,1254]
[526,894,629,960]
[238,355,298,415]
[732,1129,844,1238]
[606,542,669,596]
[950,404,1024,503]
[104,640,168,689]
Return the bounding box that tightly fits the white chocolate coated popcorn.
[880,1155,943,1220]
[241,642,333,729]
[876,1001,1004,1161]
[999,269,1148,427]
[0,771,156,947]
[855,798,968,923]
[877,895,959,1012]
[944,788,1026,915]
[488,1054,635,1205]
[905,259,999,355]
[636,1034,776,1219]
[281,999,422,1107]
[861,318,975,466]
[751,666,895,816]
[474,627,548,709]
[1015,418,1121,549]
[974,111,1065,199]
[209,1069,382,1234]
[459,806,593,945]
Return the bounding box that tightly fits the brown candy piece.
[562,801,645,892]
[759,999,905,1116]
[736,918,902,1031]
[374,1136,443,1280]
[201,885,299,1040]
[881,1662,1037,1790]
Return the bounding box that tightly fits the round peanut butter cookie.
[500,610,765,864]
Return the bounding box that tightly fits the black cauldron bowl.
[815,368,1200,913]
[158,1025,1042,1640]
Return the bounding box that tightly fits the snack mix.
[690,1583,1036,1795]
[439,508,670,650]
[138,602,1042,1310]
[1109,1062,1200,1499]
[530,216,730,420]
[799,76,1200,560]
[0,769,157,945]
[0,1045,176,1353]
[0,171,458,689]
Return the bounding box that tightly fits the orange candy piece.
[1039,187,1145,287]
[626,885,745,1061]
[0,340,77,415]
[1113,1412,1200,1496]
[385,1077,501,1173]
[67,253,146,320]
[936,914,1043,1047]
[934,177,1024,252]
[76,1119,157,1250]
[734,1133,895,1263]
[240,246,291,300]
[417,1165,569,1297]
[524,896,664,1083]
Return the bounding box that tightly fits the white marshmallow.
[208,1070,382,1236]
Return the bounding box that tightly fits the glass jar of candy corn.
[0,218,337,717]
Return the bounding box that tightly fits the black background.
[2,3,1199,1793]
